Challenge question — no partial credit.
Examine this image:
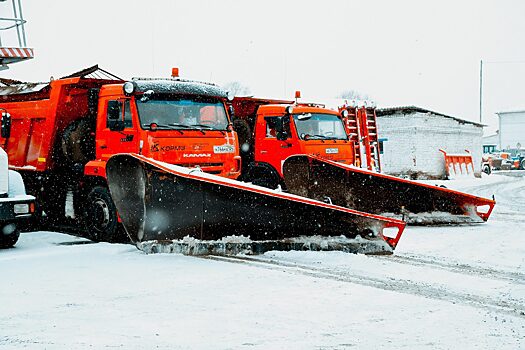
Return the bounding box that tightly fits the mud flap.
[282,155,495,225]
[106,154,405,251]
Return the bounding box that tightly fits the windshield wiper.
[142,123,172,129]
[142,123,186,134]
[190,124,217,130]
[168,123,192,128]
[304,134,330,140]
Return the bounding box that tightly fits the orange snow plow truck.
[0,66,406,255]
[230,97,495,225]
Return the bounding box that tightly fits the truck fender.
[246,162,282,190]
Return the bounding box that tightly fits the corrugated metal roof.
[0,78,47,95]
[377,105,485,127]
[0,65,122,96]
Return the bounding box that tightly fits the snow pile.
[136,234,392,256]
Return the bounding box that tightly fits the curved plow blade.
[282,155,495,225]
[106,154,405,253]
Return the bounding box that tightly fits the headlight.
[285,105,294,114]
[123,82,135,95]
[14,203,29,214]
[227,91,235,101]
[341,109,349,118]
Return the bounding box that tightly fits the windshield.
[293,113,347,140]
[136,95,229,130]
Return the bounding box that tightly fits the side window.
[265,117,278,138]
[106,99,132,129]
[264,116,291,138]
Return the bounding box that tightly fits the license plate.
[14,203,29,214]
[325,148,339,154]
[213,145,235,154]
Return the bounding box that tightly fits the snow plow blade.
[105,154,406,254]
[282,156,495,225]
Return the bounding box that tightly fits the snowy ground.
[1,172,524,349]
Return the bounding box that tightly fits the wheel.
[233,118,252,155]
[0,223,20,248]
[61,118,96,167]
[482,164,492,175]
[251,170,280,190]
[83,186,128,243]
[521,159,525,170]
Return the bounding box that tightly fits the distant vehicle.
[0,146,35,248]
[481,150,524,173]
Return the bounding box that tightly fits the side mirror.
[275,116,290,141]
[228,105,235,118]
[107,101,125,131]
[276,130,289,141]
[1,111,11,139]
[107,100,121,120]
[109,120,125,132]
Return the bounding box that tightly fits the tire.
[482,164,492,175]
[83,186,128,243]
[521,159,525,170]
[233,118,252,156]
[251,169,281,190]
[61,118,96,167]
[0,223,20,248]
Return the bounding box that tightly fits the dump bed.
[0,73,120,171]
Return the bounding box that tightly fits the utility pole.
[479,59,483,123]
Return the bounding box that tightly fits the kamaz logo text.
[150,143,186,153]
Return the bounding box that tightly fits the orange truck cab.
[231,97,354,188]
[85,79,240,179]
[0,66,240,241]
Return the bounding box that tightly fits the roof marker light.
[171,68,180,78]
[295,90,301,103]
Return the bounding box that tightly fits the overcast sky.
[1,0,524,134]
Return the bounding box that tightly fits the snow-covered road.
[1,173,524,349]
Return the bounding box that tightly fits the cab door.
[255,116,298,175]
[96,98,137,161]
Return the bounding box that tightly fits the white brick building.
[376,106,484,179]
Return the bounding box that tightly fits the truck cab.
[84,79,241,180]
[236,101,354,188]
